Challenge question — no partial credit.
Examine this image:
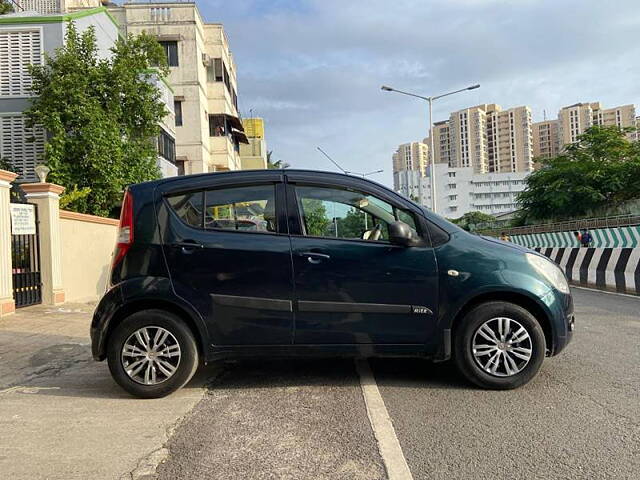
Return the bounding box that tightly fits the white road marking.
[572,285,640,299]
[355,359,413,480]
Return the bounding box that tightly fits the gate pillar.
[0,170,18,316]
[22,182,66,306]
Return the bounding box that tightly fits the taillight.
[112,189,134,268]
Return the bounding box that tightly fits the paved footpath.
[0,303,210,480]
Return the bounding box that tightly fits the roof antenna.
[317,147,347,173]
[543,109,547,121]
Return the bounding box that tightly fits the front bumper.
[546,289,574,356]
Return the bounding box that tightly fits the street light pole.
[381,83,480,215]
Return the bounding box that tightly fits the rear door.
[158,173,294,346]
[285,173,439,345]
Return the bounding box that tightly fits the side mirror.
[388,221,415,247]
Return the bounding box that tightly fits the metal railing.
[481,213,640,236]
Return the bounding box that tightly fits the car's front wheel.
[454,301,546,390]
[107,310,199,398]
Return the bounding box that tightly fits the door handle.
[298,252,330,264]
[172,241,204,251]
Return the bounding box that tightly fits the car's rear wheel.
[107,310,199,398]
[454,301,546,390]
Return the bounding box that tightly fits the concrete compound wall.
[512,225,640,249]
[59,210,118,303]
[534,247,640,295]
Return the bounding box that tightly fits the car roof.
[137,169,385,190]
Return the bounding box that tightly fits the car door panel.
[285,179,439,345]
[158,180,294,346]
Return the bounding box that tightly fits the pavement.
[0,288,638,479]
[0,303,211,480]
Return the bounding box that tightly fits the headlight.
[526,253,570,294]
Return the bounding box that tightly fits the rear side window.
[204,185,277,233]
[166,185,277,233]
[166,191,203,228]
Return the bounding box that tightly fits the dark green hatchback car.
[91,170,574,398]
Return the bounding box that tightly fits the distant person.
[499,232,511,242]
[573,230,581,246]
[580,229,593,247]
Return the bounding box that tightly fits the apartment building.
[426,103,533,175]
[447,104,489,172]
[109,1,248,175]
[427,121,451,165]
[239,117,268,170]
[144,69,178,177]
[532,119,560,161]
[0,5,119,181]
[391,141,428,198]
[11,0,102,14]
[486,105,533,173]
[557,102,636,146]
[420,163,528,219]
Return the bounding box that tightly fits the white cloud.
[199,0,640,187]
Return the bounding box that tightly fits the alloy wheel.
[471,317,533,377]
[121,326,182,385]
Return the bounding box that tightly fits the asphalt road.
[158,288,639,480]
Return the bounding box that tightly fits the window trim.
[163,182,288,236]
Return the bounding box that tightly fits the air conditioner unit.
[202,54,211,66]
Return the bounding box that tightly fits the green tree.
[517,126,640,222]
[0,1,13,15]
[301,198,330,236]
[451,211,496,231]
[26,23,167,216]
[266,150,290,169]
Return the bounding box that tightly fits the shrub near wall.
[59,211,118,303]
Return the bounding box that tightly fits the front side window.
[205,185,277,233]
[295,185,418,242]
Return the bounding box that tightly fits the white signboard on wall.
[10,204,36,235]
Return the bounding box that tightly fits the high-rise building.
[109,1,248,175]
[448,104,491,173]
[532,120,560,161]
[486,105,533,173]
[426,121,451,165]
[392,141,429,202]
[392,141,428,176]
[557,102,636,146]
[425,103,533,174]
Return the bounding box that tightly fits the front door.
[160,179,293,346]
[287,180,439,345]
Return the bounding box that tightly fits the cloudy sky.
[199,0,640,188]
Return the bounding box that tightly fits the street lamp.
[381,83,480,214]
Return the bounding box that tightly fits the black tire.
[107,309,199,399]
[454,301,546,390]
